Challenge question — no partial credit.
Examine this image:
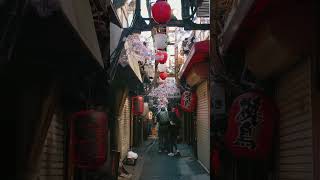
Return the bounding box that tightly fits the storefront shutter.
[276,59,313,180]
[196,80,210,171]
[40,114,65,180]
[119,97,131,160]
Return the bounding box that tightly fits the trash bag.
[127,151,138,159]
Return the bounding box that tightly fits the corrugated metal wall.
[118,97,131,160]
[276,59,314,180]
[40,113,65,180]
[196,80,210,171]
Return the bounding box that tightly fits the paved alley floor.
[138,140,210,180]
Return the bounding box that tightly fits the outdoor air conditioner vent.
[196,0,209,17]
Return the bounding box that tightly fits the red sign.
[70,110,107,169]
[180,91,197,112]
[224,91,279,159]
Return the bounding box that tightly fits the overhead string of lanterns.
[151,0,172,81]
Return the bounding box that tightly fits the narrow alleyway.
[137,140,209,180]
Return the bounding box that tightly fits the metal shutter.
[119,97,131,160]
[276,59,313,180]
[196,80,210,171]
[40,114,65,180]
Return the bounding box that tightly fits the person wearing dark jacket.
[168,107,181,156]
[156,107,170,152]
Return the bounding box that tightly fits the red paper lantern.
[159,72,168,80]
[180,91,197,112]
[151,0,172,24]
[70,110,108,169]
[132,96,144,115]
[156,51,168,64]
[211,149,221,176]
[224,91,279,159]
[173,107,181,118]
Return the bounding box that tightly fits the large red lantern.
[151,0,172,24]
[159,72,168,80]
[155,51,168,64]
[180,91,197,112]
[132,96,144,115]
[70,110,108,169]
[224,91,279,159]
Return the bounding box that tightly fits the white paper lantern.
[154,33,168,50]
[147,111,153,120]
[158,63,167,72]
[143,103,149,116]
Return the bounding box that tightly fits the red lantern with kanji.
[70,110,108,169]
[151,0,172,24]
[155,51,168,64]
[180,91,197,112]
[159,72,168,80]
[224,91,279,159]
[132,96,144,115]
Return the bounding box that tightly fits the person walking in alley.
[168,107,181,156]
[157,107,170,153]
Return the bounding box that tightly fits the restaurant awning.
[58,0,104,67]
[178,40,210,79]
[110,1,123,28]
[123,40,143,83]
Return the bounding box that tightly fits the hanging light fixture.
[155,51,168,64]
[180,91,197,112]
[159,72,168,80]
[151,0,172,24]
[154,33,168,50]
[132,96,144,115]
[143,102,149,116]
[158,63,167,72]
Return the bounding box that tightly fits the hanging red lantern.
[180,91,197,112]
[151,0,172,24]
[211,149,221,176]
[155,51,168,64]
[159,72,168,80]
[224,91,279,160]
[132,96,144,115]
[70,110,108,169]
[172,107,181,118]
